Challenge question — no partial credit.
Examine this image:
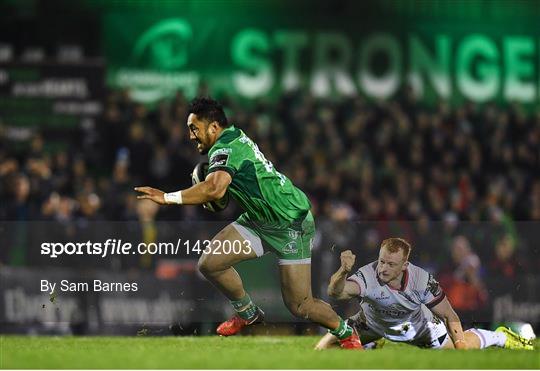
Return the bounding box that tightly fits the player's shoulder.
[355,260,377,275]
[218,125,243,144]
[208,130,238,170]
[208,143,233,160]
[211,126,249,153]
[351,261,378,284]
[406,262,432,291]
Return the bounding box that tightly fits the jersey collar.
[216,124,236,140]
[399,269,409,291]
[209,125,237,153]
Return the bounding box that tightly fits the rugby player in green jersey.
[135,98,361,349]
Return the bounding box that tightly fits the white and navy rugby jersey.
[347,261,446,342]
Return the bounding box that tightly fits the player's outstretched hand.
[134,186,166,205]
[340,250,356,273]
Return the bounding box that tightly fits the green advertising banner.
[103,6,540,105]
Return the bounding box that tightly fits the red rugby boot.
[216,308,264,336]
[339,332,364,350]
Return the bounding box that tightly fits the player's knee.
[286,297,315,320]
[287,304,306,319]
[197,254,215,275]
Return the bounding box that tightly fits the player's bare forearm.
[135,170,231,206]
[446,317,467,349]
[180,180,226,204]
[182,170,231,204]
[328,250,359,300]
[431,297,467,349]
[135,181,224,206]
[327,267,348,298]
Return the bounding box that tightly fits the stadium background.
[0,0,539,340]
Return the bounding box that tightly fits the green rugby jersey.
[206,125,311,225]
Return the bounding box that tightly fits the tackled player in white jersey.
[315,238,533,350]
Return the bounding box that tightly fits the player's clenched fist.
[340,250,356,273]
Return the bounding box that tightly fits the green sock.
[330,318,353,340]
[230,294,258,320]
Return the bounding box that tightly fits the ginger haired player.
[315,238,533,351]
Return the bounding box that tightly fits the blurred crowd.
[1,88,539,310]
[3,88,539,222]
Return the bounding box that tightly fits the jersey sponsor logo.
[375,290,391,300]
[283,241,298,254]
[368,303,408,317]
[425,274,442,297]
[209,153,229,168]
[212,148,232,156]
[287,229,300,239]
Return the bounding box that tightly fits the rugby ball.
[191,162,229,212]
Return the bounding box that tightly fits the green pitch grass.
[1,336,539,369]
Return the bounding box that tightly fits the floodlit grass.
[1,335,539,369]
